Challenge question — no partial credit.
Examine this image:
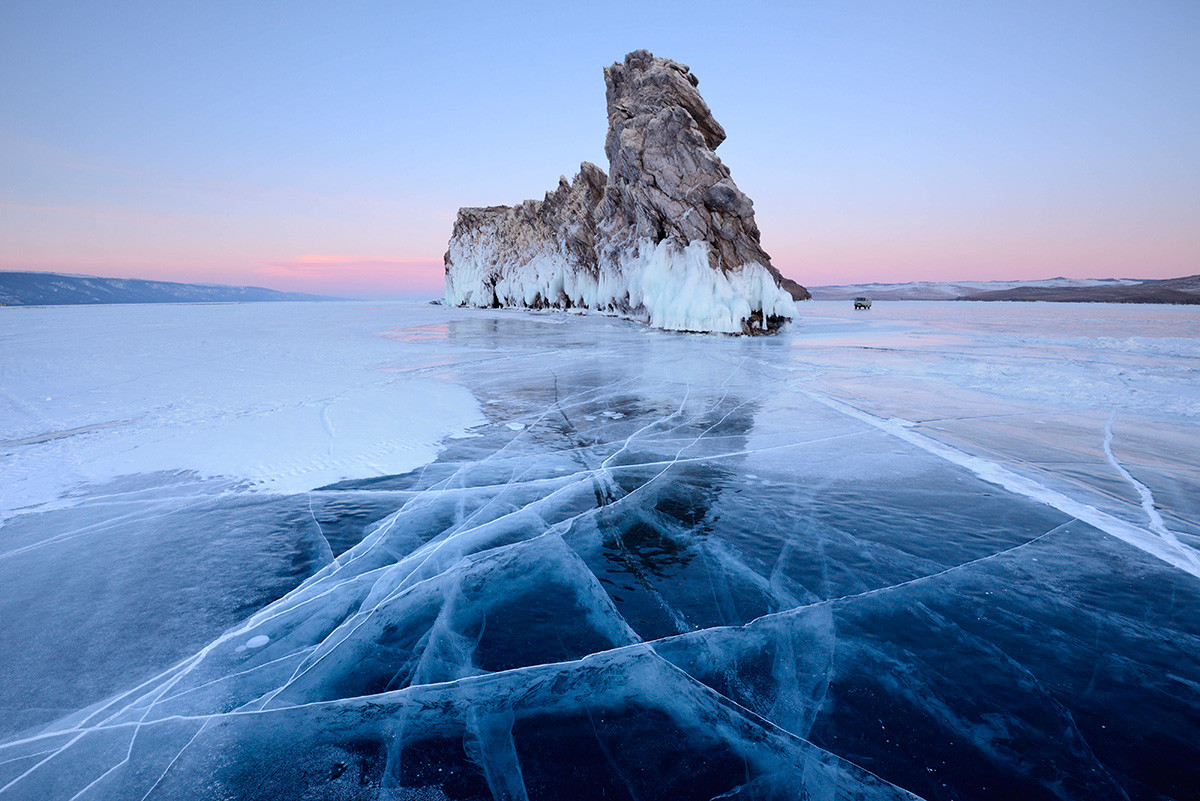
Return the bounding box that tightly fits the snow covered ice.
[1,300,1198,800]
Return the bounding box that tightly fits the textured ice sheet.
[1,300,1198,800]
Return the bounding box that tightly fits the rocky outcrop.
[445,50,807,334]
[445,164,608,310]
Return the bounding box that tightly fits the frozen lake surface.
[1,300,1198,800]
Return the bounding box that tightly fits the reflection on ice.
[1,301,1198,800]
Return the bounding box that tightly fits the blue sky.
[1,0,1197,296]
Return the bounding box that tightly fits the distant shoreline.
[808,273,1199,304]
[0,271,344,307]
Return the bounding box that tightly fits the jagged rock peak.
[604,50,725,153]
[444,50,808,334]
[599,50,780,281]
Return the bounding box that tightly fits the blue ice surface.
[1,300,1198,800]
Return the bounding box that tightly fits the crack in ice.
[800,388,1200,579]
[1102,410,1196,566]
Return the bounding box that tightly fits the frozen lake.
[1,300,1198,800]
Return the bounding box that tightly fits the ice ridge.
[802,388,1200,579]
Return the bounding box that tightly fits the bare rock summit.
[445,50,808,334]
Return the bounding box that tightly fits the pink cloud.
[254,255,445,297]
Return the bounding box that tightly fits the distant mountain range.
[809,275,1200,304]
[0,272,342,306]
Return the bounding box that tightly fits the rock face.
[445,50,808,334]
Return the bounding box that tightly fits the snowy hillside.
[808,276,1143,301]
[0,271,340,306]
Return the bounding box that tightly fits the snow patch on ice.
[0,303,487,520]
[3,379,482,510]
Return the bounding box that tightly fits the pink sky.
[0,252,446,299]
[2,3,1196,295]
[5,230,1196,297]
[763,221,1200,287]
[253,256,445,298]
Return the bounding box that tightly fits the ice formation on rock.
[445,50,808,334]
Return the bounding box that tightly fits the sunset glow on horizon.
[2,1,1196,296]
[253,255,445,298]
